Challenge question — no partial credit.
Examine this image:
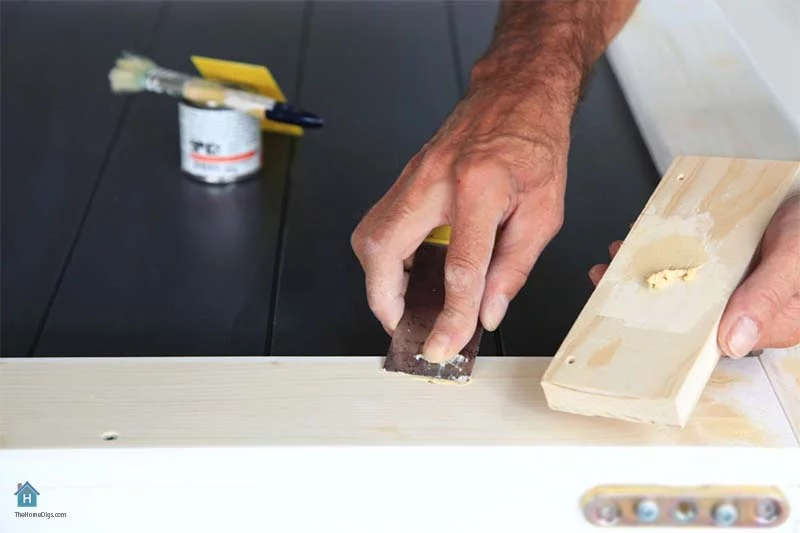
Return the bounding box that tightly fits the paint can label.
[179,102,262,183]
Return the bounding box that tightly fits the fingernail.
[387,298,404,331]
[727,316,760,358]
[482,294,509,332]
[423,333,451,363]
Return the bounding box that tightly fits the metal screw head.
[635,499,660,523]
[674,500,697,523]
[712,502,739,527]
[589,501,621,526]
[754,498,781,524]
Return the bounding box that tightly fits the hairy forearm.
[470,0,638,112]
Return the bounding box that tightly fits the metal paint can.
[178,98,262,184]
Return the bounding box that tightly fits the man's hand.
[589,193,800,356]
[352,0,638,363]
[352,84,571,363]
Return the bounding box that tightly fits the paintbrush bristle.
[108,67,145,93]
[108,52,157,93]
[115,52,157,72]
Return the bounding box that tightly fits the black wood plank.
[1,1,162,356]
[36,1,306,355]
[272,1,499,355]
[501,58,660,356]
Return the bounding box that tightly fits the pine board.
[0,355,796,449]
[541,156,800,427]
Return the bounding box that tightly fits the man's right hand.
[351,0,638,363]
[351,72,577,363]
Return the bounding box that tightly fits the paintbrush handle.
[144,68,322,128]
[141,67,194,98]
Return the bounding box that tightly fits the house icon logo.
[14,482,39,508]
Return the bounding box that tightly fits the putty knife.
[383,225,483,383]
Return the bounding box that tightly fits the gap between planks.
[760,346,800,443]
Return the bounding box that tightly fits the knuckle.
[752,284,786,316]
[350,226,365,257]
[438,304,477,334]
[785,239,800,280]
[501,262,532,290]
[366,285,398,318]
[485,257,531,298]
[455,156,508,189]
[529,143,559,169]
[366,291,388,317]
[546,208,565,237]
[416,151,451,184]
[351,229,384,262]
[522,191,564,239]
[392,197,419,221]
[445,256,483,295]
[360,235,384,258]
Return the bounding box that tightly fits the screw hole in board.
[676,173,685,182]
[102,431,119,441]
[567,357,576,365]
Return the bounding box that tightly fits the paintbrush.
[383,225,484,384]
[108,52,323,129]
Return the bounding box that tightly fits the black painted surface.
[500,58,660,356]
[0,1,162,356]
[451,0,499,90]
[270,1,503,355]
[36,2,306,355]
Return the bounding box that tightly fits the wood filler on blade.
[178,98,262,184]
[413,353,471,383]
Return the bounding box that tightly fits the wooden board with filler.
[540,156,800,427]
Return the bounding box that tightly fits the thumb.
[718,194,800,358]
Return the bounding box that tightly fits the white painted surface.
[607,0,800,175]
[761,346,800,440]
[716,0,800,127]
[0,447,798,532]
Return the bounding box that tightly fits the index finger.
[353,191,446,333]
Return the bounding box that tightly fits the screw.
[635,499,660,523]
[590,501,621,526]
[712,502,738,527]
[674,500,697,523]
[755,498,780,524]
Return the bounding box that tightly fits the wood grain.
[541,156,800,427]
[0,355,795,449]
[761,346,800,442]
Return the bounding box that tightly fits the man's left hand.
[588,193,800,357]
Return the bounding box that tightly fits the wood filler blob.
[646,265,702,289]
[412,353,470,384]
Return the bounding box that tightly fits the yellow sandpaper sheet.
[190,55,303,137]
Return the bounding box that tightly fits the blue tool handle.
[266,102,324,129]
